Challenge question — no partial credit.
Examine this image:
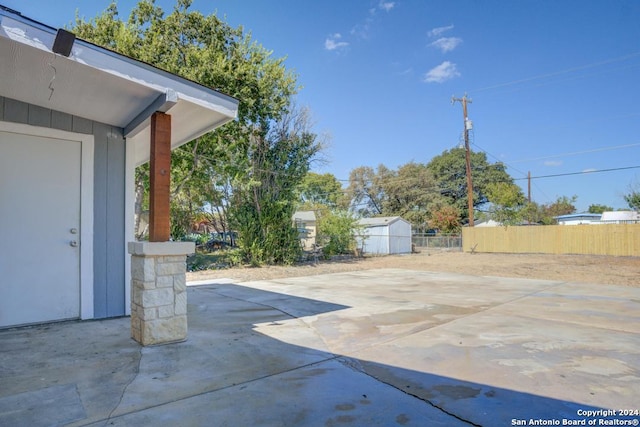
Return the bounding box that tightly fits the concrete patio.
[1,269,639,426]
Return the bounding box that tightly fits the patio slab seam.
[81,356,344,427]
[476,282,640,335]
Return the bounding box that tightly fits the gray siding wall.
[0,96,126,318]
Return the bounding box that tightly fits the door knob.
[70,240,78,247]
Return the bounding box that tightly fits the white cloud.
[379,1,395,12]
[544,160,563,167]
[325,33,349,51]
[423,61,460,83]
[333,3,395,47]
[430,37,463,53]
[428,24,454,38]
[351,2,396,39]
[350,23,370,39]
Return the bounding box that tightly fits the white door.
[0,130,81,327]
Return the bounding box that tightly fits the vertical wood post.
[149,112,171,242]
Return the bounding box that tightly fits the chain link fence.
[412,233,462,252]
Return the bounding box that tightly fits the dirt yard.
[187,250,640,287]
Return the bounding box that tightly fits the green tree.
[74,1,311,262]
[625,193,640,210]
[345,165,386,217]
[520,201,546,225]
[543,195,577,223]
[379,162,443,226]
[429,204,462,233]
[588,204,613,214]
[624,180,640,210]
[316,210,360,257]
[230,107,323,265]
[298,172,345,209]
[426,147,515,222]
[485,182,526,225]
[519,197,578,225]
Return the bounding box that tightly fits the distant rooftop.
[293,211,316,221]
[358,216,405,227]
[554,213,602,220]
[600,211,639,221]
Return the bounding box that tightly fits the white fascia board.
[0,14,55,51]
[68,39,238,119]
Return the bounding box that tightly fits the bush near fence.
[462,224,640,256]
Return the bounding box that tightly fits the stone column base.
[128,241,195,346]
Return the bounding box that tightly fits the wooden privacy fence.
[462,224,640,256]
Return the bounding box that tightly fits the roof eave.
[0,7,239,165]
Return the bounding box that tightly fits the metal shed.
[357,216,412,255]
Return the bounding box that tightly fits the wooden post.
[149,112,171,242]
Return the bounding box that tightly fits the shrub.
[317,210,359,257]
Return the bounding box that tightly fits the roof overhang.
[0,7,239,165]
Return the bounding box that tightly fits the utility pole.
[527,171,532,224]
[452,93,474,227]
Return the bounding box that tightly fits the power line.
[468,135,554,202]
[510,142,640,164]
[185,144,638,199]
[471,141,528,177]
[472,51,640,94]
[515,165,640,181]
[531,181,552,203]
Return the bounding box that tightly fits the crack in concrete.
[101,345,143,427]
[339,358,482,427]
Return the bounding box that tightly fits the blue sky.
[5,0,640,211]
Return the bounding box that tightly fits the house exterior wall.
[1,96,126,319]
[293,211,317,250]
[557,219,596,225]
[299,222,316,251]
[555,214,601,225]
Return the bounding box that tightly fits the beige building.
[293,211,317,250]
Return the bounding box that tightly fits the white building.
[600,211,640,224]
[555,211,639,225]
[554,213,602,225]
[357,216,412,255]
[475,219,502,227]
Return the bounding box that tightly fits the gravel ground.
[187,250,640,287]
